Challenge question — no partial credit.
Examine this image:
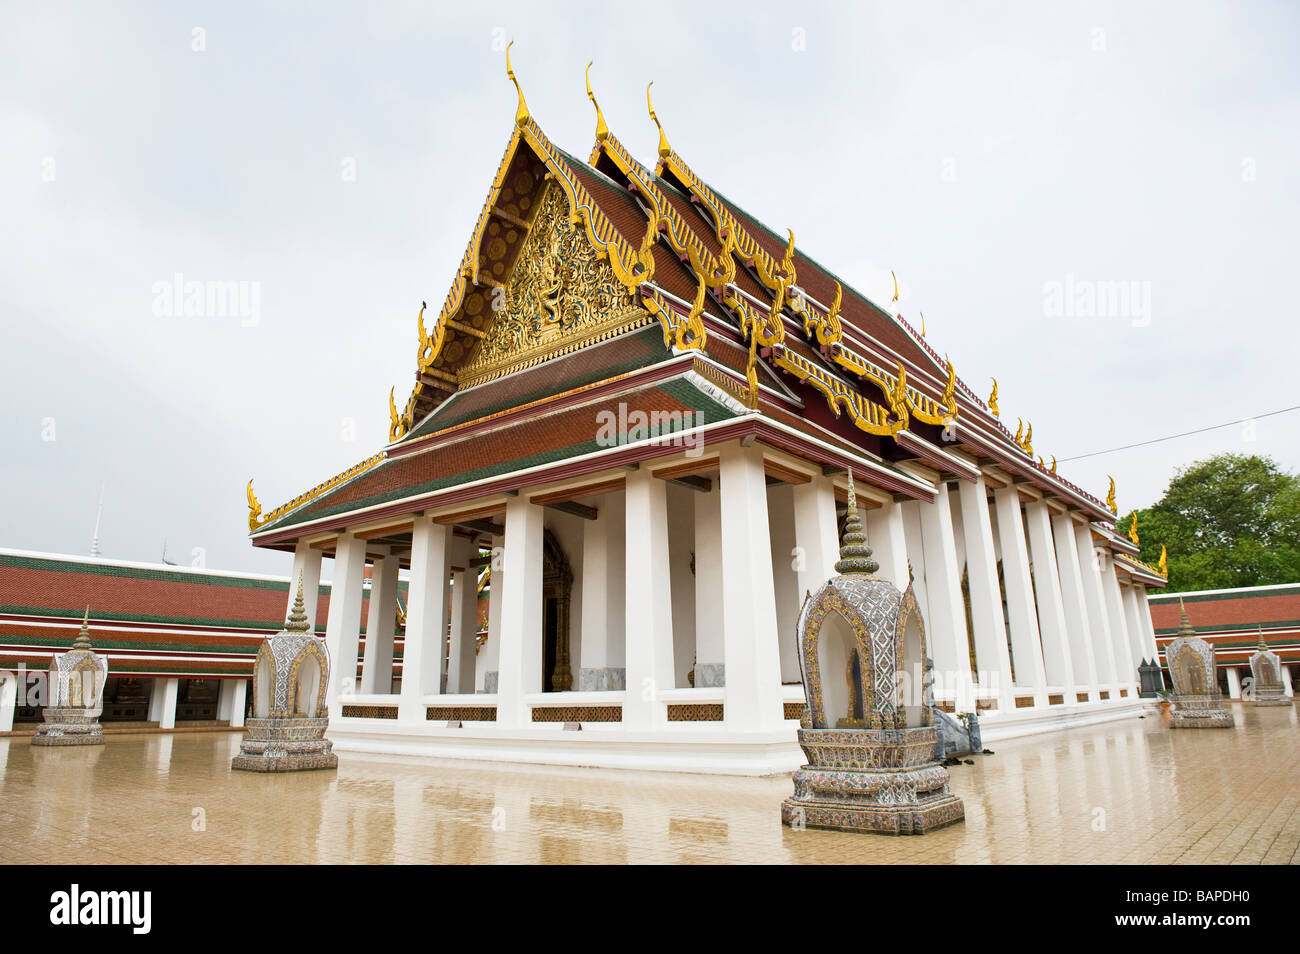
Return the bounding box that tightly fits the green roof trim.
[0,553,312,593]
[1149,586,1300,604]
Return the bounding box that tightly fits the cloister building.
[243,76,1168,774]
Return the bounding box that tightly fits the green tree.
[1119,454,1300,592]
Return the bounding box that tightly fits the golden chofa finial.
[1158,544,1167,576]
[1049,455,1057,473]
[1128,511,1139,545]
[1106,475,1117,515]
[890,270,900,304]
[505,41,529,128]
[919,311,926,337]
[246,479,264,533]
[647,82,671,158]
[988,378,1000,417]
[585,62,608,142]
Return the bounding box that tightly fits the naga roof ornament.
[1128,511,1140,545]
[585,62,608,142]
[988,378,999,417]
[506,41,529,127]
[1106,476,1117,515]
[646,82,671,158]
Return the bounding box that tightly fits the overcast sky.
[2,0,1297,577]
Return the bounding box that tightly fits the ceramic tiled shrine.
[781,477,965,835]
[32,608,109,747]
[1164,600,1233,729]
[1248,631,1290,707]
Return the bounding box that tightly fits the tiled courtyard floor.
[1,702,1296,864]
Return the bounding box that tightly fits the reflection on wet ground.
[2,703,1296,864]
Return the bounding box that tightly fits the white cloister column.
[767,484,801,683]
[957,477,1014,710]
[217,679,248,728]
[793,475,840,606]
[693,482,725,687]
[497,497,544,728]
[992,486,1048,706]
[718,444,784,731]
[288,542,324,632]
[623,468,675,729]
[1226,666,1242,699]
[1122,584,1150,671]
[324,532,368,714]
[477,533,505,692]
[865,499,910,590]
[1074,523,1119,696]
[914,488,974,710]
[579,495,626,690]
[668,483,699,688]
[1053,512,1098,698]
[360,551,400,694]
[1132,584,1159,659]
[1025,501,1075,701]
[447,549,480,695]
[0,671,16,732]
[397,517,451,723]
[150,677,179,729]
[1100,554,1138,693]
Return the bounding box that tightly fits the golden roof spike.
[988,378,1000,417]
[919,311,926,337]
[1128,511,1140,545]
[1158,544,1167,576]
[1015,418,1024,445]
[890,270,900,304]
[1106,475,1118,515]
[647,82,671,158]
[246,479,264,533]
[505,41,529,128]
[1050,455,1057,473]
[585,62,608,142]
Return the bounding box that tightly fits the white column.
[1053,512,1098,699]
[793,475,840,598]
[900,502,929,623]
[1226,666,1242,699]
[221,679,248,728]
[913,488,974,710]
[623,468,675,729]
[0,670,17,732]
[865,499,910,590]
[1025,501,1075,700]
[1281,665,1294,698]
[150,677,179,729]
[718,444,784,731]
[447,556,480,694]
[324,532,368,714]
[693,482,725,686]
[288,542,324,633]
[360,552,400,694]
[1100,553,1138,693]
[497,497,544,728]
[992,486,1048,706]
[767,484,801,684]
[668,483,699,688]
[477,533,505,692]
[398,517,451,723]
[1122,584,1150,670]
[957,476,1014,710]
[1133,584,1159,659]
[1074,523,1119,696]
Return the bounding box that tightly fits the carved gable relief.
[458,180,650,388]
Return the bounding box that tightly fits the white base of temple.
[978,695,1152,745]
[325,696,1153,775]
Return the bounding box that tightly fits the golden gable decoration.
[458,180,652,388]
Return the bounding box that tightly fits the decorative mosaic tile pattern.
[667,704,724,722]
[783,702,805,720]
[531,705,621,723]
[341,705,398,720]
[426,706,497,722]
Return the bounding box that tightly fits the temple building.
[1149,583,1298,701]
[243,56,1168,775]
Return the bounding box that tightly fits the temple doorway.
[541,530,573,692]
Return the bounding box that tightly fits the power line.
[1057,404,1300,463]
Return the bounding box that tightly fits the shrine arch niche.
[897,588,927,728]
[292,651,323,718]
[816,610,862,729]
[253,645,275,718]
[1172,645,1207,695]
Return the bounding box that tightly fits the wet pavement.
[1,702,1296,864]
